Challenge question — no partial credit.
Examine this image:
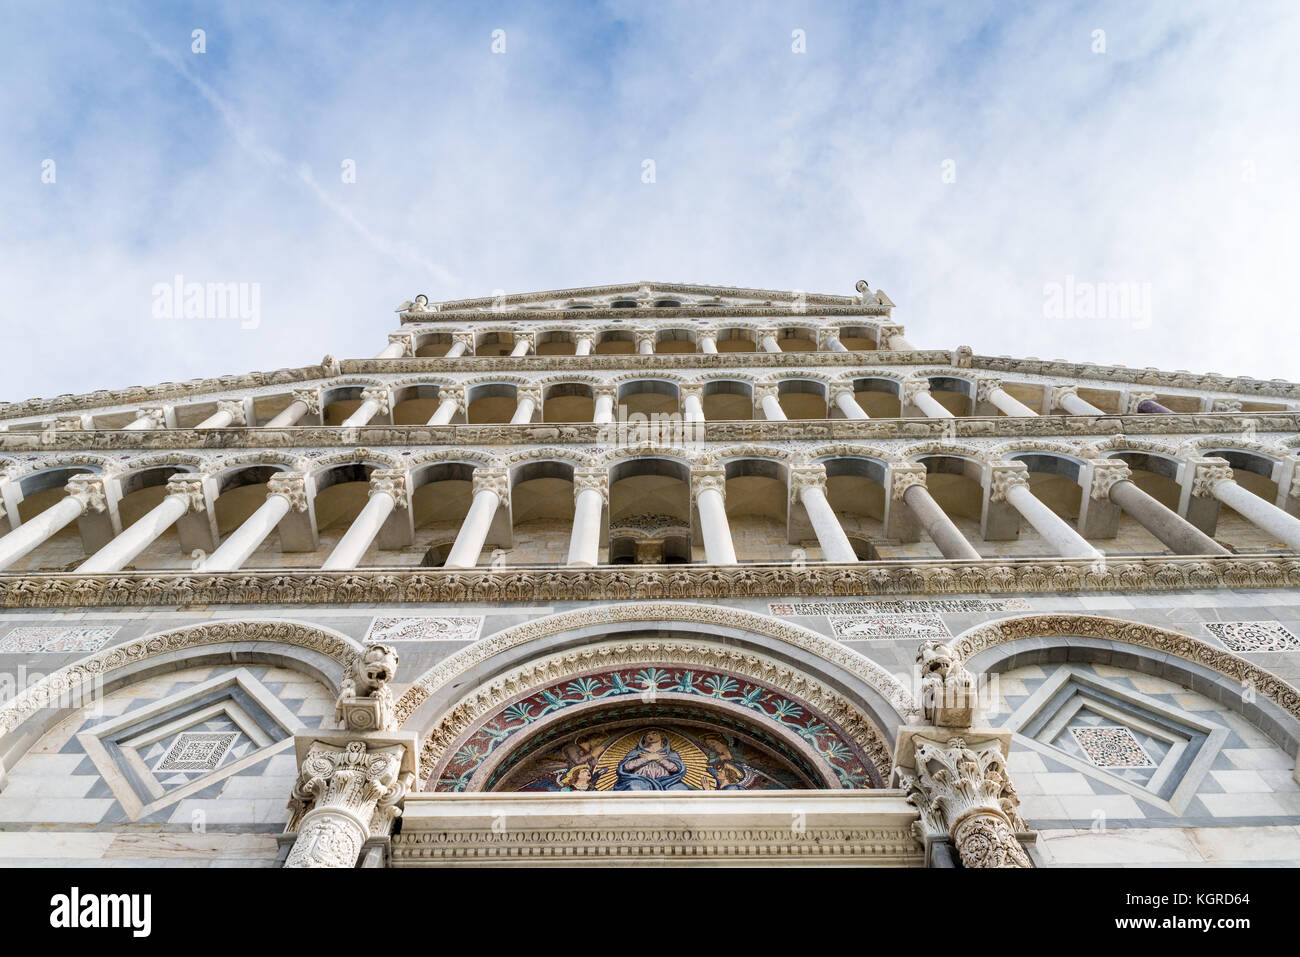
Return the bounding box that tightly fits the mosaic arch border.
[412,638,894,789]
[0,618,360,774]
[947,614,1300,748]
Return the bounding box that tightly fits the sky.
[2,0,1298,404]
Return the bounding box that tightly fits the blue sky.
[2,0,1298,402]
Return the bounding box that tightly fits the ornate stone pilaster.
[1088,458,1132,500]
[890,463,927,501]
[572,468,609,506]
[987,463,1029,503]
[267,472,310,511]
[892,730,1032,868]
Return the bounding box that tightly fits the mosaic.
[499,724,808,792]
[769,598,1031,616]
[1069,725,1156,769]
[431,664,876,791]
[153,731,240,773]
[366,616,483,643]
[0,625,119,654]
[1204,621,1300,653]
[830,614,949,640]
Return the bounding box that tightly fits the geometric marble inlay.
[1069,725,1157,769]
[0,625,119,654]
[366,616,484,643]
[1204,621,1300,653]
[153,731,240,772]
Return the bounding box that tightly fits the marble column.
[819,329,848,353]
[341,388,390,427]
[264,389,320,428]
[790,466,856,563]
[879,324,916,350]
[592,386,616,424]
[979,379,1038,417]
[1103,471,1229,555]
[510,333,534,357]
[699,332,718,354]
[444,333,474,358]
[892,468,981,560]
[1195,460,1300,552]
[830,384,869,419]
[78,475,208,573]
[375,333,414,359]
[636,330,655,355]
[680,385,706,423]
[1129,392,1174,414]
[755,383,786,421]
[0,475,108,571]
[321,471,407,571]
[567,469,607,566]
[510,385,541,424]
[123,407,167,431]
[200,473,309,572]
[904,381,954,419]
[692,470,737,564]
[574,334,595,356]
[760,332,782,353]
[444,470,508,569]
[990,464,1101,559]
[426,386,465,426]
[1053,385,1104,416]
[195,399,247,430]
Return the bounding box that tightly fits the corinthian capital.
[292,388,322,414]
[572,468,609,504]
[165,474,210,513]
[902,378,931,402]
[436,386,466,412]
[368,469,409,507]
[890,464,928,501]
[267,472,310,511]
[691,468,727,503]
[1088,459,1131,500]
[472,468,510,505]
[216,399,247,426]
[65,474,108,513]
[1191,458,1235,497]
[451,331,476,350]
[788,465,827,501]
[387,332,415,356]
[976,378,1003,403]
[134,407,168,428]
[359,388,391,414]
[988,463,1029,503]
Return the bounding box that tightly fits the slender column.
[755,383,786,421]
[200,473,309,572]
[1196,461,1300,552]
[1105,477,1228,554]
[0,475,108,571]
[321,471,407,571]
[426,386,465,425]
[567,469,607,566]
[1053,386,1104,416]
[636,330,655,355]
[375,332,414,359]
[78,475,207,573]
[574,334,595,356]
[877,323,916,350]
[444,333,474,358]
[1128,392,1173,414]
[830,384,869,419]
[893,469,981,560]
[510,333,534,357]
[341,388,390,427]
[592,386,616,424]
[680,385,705,423]
[692,470,737,565]
[265,389,320,428]
[195,399,247,430]
[790,467,856,563]
[819,328,848,353]
[979,379,1037,417]
[510,385,541,424]
[904,380,953,418]
[699,332,718,354]
[123,407,166,431]
[991,465,1101,559]
[760,332,782,353]
[444,470,508,569]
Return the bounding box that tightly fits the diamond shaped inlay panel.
[1069,725,1156,769]
[1204,621,1300,653]
[153,731,239,772]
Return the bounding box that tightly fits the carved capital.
[267,472,310,511]
[1126,391,1158,414]
[691,468,727,503]
[1051,385,1079,407]
[359,388,391,414]
[876,323,905,346]
[634,328,656,348]
[451,331,476,350]
[1211,397,1243,413]
[753,382,780,404]
[387,332,416,357]
[890,464,928,501]
[976,378,1004,403]
[828,381,857,403]
[988,463,1029,503]
[817,326,842,349]
[134,407,167,428]
[53,415,86,432]
[65,474,108,513]
[292,388,321,414]
[512,332,535,350]
[1088,459,1132,500]
[788,465,827,501]
[902,378,931,402]
[1191,458,1235,497]
[472,469,510,505]
[368,469,409,507]
[678,384,704,402]
[436,386,466,412]
[592,383,617,401]
[572,468,609,505]
[165,474,210,513]
[215,399,247,426]
[515,384,542,407]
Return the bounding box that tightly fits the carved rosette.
[65,474,108,513]
[1191,459,1235,498]
[987,464,1029,503]
[165,474,209,513]
[1088,459,1132,500]
[893,735,1031,869]
[267,472,310,511]
[436,386,466,412]
[285,740,411,868]
[890,464,927,501]
[472,469,510,507]
[359,388,391,414]
[215,399,247,427]
[368,469,409,508]
[572,468,609,505]
[691,468,727,503]
[291,388,321,414]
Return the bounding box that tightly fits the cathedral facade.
[1,281,1299,867]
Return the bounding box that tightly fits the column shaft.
[510,395,537,424]
[78,494,190,573]
[834,392,869,419]
[1108,480,1228,555]
[825,336,848,353]
[888,333,917,350]
[683,394,705,423]
[1059,392,1104,415]
[265,399,309,428]
[341,398,382,427]
[510,339,530,356]
[0,496,86,571]
[427,398,459,425]
[913,391,954,418]
[699,335,718,354]
[1213,481,1300,552]
[123,416,160,431]
[1004,483,1100,559]
[567,488,604,566]
[799,485,857,563]
[574,337,594,356]
[989,388,1038,417]
[375,341,405,359]
[444,489,501,569]
[695,488,737,564]
[760,394,787,420]
[200,494,293,572]
[593,393,615,423]
[444,340,469,358]
[760,334,781,353]
[321,492,396,570]
[637,338,654,355]
[903,484,981,560]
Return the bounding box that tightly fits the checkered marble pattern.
[1204,621,1300,653]
[0,625,119,654]
[1068,725,1156,770]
